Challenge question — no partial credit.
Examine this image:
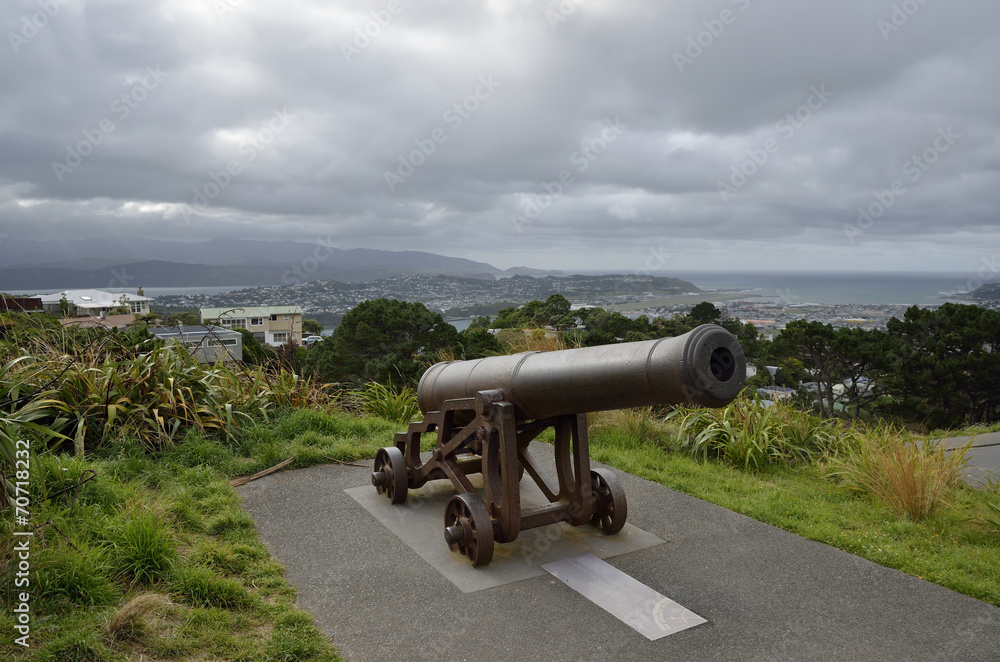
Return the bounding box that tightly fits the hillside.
[969,282,1000,301]
[0,240,563,288]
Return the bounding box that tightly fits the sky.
[1,0,998,274]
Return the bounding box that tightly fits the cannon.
[371,324,746,567]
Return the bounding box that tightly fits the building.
[149,325,243,363]
[34,289,153,318]
[0,295,43,313]
[199,306,302,347]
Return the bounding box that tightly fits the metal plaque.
[542,553,706,640]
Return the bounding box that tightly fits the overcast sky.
[1,0,998,273]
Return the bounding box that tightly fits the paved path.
[238,448,1000,662]
[940,431,1000,487]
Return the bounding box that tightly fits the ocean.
[640,271,983,306]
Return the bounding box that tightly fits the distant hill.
[0,239,560,289]
[969,283,1000,301]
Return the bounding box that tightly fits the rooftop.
[150,325,243,339]
[35,289,154,308]
[201,305,302,318]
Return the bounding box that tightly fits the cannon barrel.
[418,323,746,420]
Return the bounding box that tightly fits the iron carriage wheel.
[443,492,495,567]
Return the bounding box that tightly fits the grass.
[349,381,420,424]
[0,408,401,660]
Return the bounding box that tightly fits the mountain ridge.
[0,239,562,289]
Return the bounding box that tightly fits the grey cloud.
[0,0,997,271]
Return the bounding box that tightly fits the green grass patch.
[0,410,360,660]
[587,420,1000,606]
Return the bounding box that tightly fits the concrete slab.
[238,445,1000,662]
[345,474,663,593]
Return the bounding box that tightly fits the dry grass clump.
[107,592,173,641]
[829,426,972,521]
[495,328,567,353]
[590,408,666,445]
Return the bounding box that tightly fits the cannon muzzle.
[418,323,746,419]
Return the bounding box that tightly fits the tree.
[689,302,721,326]
[831,327,886,422]
[458,328,504,359]
[772,321,841,417]
[237,328,277,366]
[302,298,461,386]
[884,304,1000,427]
[302,318,323,335]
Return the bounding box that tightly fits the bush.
[352,381,419,424]
[828,427,971,521]
[666,396,841,470]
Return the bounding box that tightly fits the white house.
[36,289,153,318]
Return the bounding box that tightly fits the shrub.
[666,396,840,470]
[352,381,419,424]
[828,427,971,521]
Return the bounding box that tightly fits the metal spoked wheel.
[371,446,408,504]
[590,468,627,535]
[443,493,495,567]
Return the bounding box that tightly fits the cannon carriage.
[371,324,746,567]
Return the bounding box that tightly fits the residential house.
[35,289,153,318]
[199,306,303,347]
[149,325,243,363]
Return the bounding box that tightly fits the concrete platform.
[345,474,663,593]
[238,446,1000,661]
